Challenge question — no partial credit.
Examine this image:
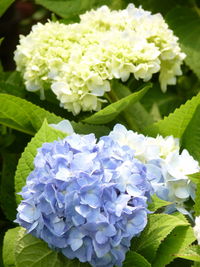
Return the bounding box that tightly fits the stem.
[123,111,140,132]
[107,90,119,103]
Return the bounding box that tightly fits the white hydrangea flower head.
[109,124,200,212]
[15,4,185,114]
[194,216,200,245]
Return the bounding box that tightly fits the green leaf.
[182,105,200,163]
[15,120,67,204]
[0,152,18,220]
[72,122,110,138]
[175,245,200,263]
[15,228,89,267]
[0,94,63,135]
[0,0,14,17]
[0,94,110,137]
[172,212,190,224]
[3,227,91,267]
[13,228,90,267]
[3,227,21,267]
[125,102,154,132]
[83,85,150,124]
[148,194,172,212]
[123,251,151,267]
[188,173,200,216]
[132,214,189,263]
[144,93,200,138]
[166,7,200,80]
[110,80,154,131]
[189,172,200,185]
[152,225,196,267]
[0,82,25,98]
[140,82,183,118]
[193,262,200,267]
[35,0,113,20]
[0,71,26,98]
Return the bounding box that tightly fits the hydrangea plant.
[1,1,200,267]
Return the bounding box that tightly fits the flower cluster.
[193,216,200,245]
[16,133,152,267]
[109,124,199,214]
[14,4,185,114]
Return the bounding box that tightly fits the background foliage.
[0,0,200,266]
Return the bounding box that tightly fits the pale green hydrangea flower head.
[14,4,185,115]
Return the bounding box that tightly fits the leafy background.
[0,0,200,266]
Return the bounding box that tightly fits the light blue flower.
[16,132,152,267]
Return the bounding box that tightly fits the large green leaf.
[0,0,14,17]
[132,214,189,263]
[15,120,67,203]
[3,227,90,267]
[152,225,196,267]
[148,194,172,212]
[144,93,200,138]
[83,84,150,124]
[15,228,90,267]
[123,251,151,267]
[175,245,200,263]
[166,7,200,80]
[0,93,110,137]
[182,105,200,163]
[35,0,113,20]
[0,152,18,221]
[3,227,21,267]
[0,94,62,135]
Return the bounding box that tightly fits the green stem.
[106,90,119,103]
[123,111,140,132]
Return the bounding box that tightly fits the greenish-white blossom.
[15,4,185,114]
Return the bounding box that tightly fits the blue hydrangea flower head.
[16,133,152,267]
